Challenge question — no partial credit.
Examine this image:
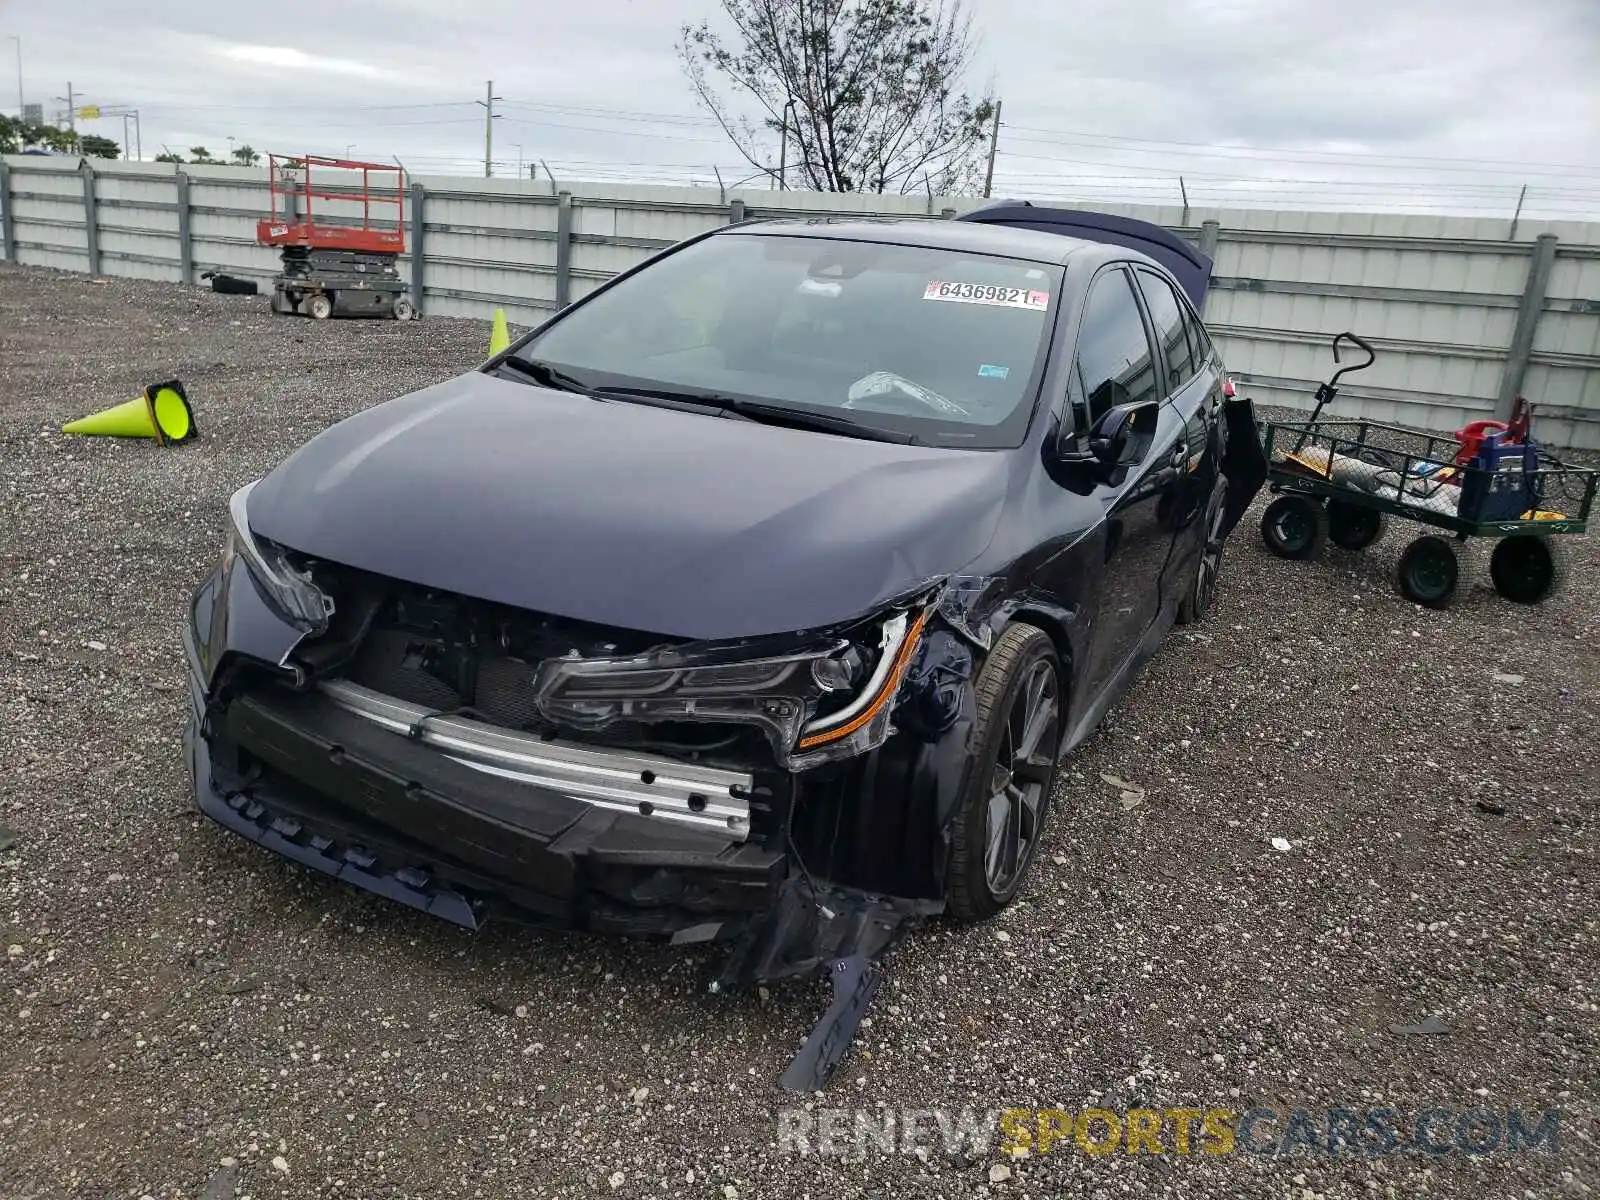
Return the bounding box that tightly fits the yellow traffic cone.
[488,308,511,357]
[63,381,197,446]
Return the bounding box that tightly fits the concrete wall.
[4,156,1598,449]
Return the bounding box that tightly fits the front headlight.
[533,602,932,770]
[221,481,335,634]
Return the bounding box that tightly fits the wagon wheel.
[305,292,334,320]
[1326,500,1387,552]
[1260,495,1327,560]
[1395,534,1472,609]
[1489,535,1569,605]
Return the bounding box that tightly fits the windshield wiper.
[721,398,923,445]
[497,357,604,399]
[588,385,921,445]
[586,383,756,416]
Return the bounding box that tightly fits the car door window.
[1184,303,1215,369]
[1135,268,1196,396]
[1074,269,1159,424]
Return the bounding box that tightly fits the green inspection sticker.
[978,364,1011,379]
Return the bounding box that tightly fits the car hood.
[248,372,1012,640]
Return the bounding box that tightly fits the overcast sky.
[2,0,1597,218]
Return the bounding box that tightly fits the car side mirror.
[1087,400,1159,471]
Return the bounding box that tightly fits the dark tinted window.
[1136,268,1196,394]
[1073,269,1158,423]
[1184,302,1215,367]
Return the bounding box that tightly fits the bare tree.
[680,0,995,195]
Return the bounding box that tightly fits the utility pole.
[477,80,502,178]
[778,97,796,191]
[54,82,78,151]
[982,99,1002,199]
[1508,183,1528,241]
[7,37,21,117]
[102,106,142,160]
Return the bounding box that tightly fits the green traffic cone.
[488,308,511,357]
[62,381,196,446]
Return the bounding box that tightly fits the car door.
[1133,265,1223,599]
[1066,266,1188,701]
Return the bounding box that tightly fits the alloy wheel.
[1195,493,1227,612]
[983,659,1060,896]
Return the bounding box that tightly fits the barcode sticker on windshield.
[924,281,1050,310]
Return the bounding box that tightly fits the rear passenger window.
[1184,303,1214,368]
[1136,268,1196,394]
[1073,270,1159,424]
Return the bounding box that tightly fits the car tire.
[1260,494,1327,560]
[946,623,1063,923]
[1178,474,1228,625]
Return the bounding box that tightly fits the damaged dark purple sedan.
[184,205,1265,1084]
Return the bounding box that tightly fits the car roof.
[958,202,1213,308]
[720,215,1133,270]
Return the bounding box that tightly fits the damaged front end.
[1220,391,1270,537]
[186,486,989,1027]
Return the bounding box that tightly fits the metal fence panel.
[3,156,1596,446]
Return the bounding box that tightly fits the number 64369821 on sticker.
[923,280,1051,310]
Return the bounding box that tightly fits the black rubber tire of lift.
[1489,535,1569,605]
[1326,500,1387,552]
[946,623,1062,924]
[1260,494,1328,561]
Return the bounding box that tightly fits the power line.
[499,100,720,127]
[496,114,732,145]
[994,150,1600,196]
[135,100,483,113]
[111,93,1600,178]
[1001,123,1600,177]
[78,91,1600,217]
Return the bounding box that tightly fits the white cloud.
[4,0,1596,216]
[219,43,390,78]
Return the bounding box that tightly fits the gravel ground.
[1,263,1595,1200]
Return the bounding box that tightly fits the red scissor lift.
[257,154,414,320]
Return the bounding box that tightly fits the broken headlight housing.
[533,602,933,770]
[221,481,335,634]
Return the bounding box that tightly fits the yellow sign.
[76,105,101,120]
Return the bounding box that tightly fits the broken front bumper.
[1221,394,1270,537]
[182,602,933,987]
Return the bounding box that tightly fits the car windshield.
[511,231,1063,447]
